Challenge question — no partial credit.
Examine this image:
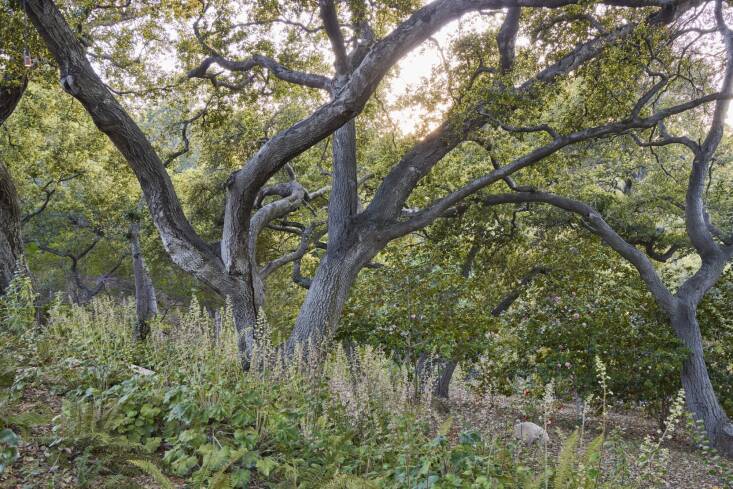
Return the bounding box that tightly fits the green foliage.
[2,297,732,486]
[0,428,19,475]
[475,242,691,423]
[128,459,176,489]
[0,270,36,333]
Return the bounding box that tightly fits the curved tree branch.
[683,0,733,260]
[385,90,732,241]
[25,0,235,296]
[474,191,676,311]
[261,222,326,279]
[188,53,332,91]
[318,0,348,74]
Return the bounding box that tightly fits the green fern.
[131,448,249,489]
[520,470,546,489]
[583,434,605,468]
[554,430,580,489]
[208,475,234,489]
[129,459,176,489]
[437,416,453,437]
[54,399,141,455]
[582,434,605,488]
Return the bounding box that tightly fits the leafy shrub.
[480,263,690,424]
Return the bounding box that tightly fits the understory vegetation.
[1,277,731,488]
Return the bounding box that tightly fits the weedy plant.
[631,387,686,486]
[2,284,732,488]
[0,267,36,334]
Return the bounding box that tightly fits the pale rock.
[513,421,550,445]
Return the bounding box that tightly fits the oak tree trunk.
[284,250,364,356]
[230,277,261,368]
[0,162,24,294]
[130,221,158,340]
[0,78,28,293]
[434,360,457,399]
[671,303,733,457]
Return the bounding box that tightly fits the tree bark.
[671,302,733,457]
[283,249,366,356]
[0,162,24,294]
[0,77,28,293]
[433,359,457,399]
[130,221,158,340]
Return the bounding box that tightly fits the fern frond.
[582,434,605,489]
[438,416,453,437]
[583,434,605,467]
[554,429,580,489]
[128,459,176,489]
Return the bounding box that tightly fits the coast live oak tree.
[427,2,733,454]
[18,0,733,454]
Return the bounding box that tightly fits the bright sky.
[387,14,496,134]
[387,8,733,133]
[388,47,438,134]
[115,7,730,135]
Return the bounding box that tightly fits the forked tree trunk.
[671,303,733,457]
[130,221,158,340]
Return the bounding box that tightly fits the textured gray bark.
[0,162,24,294]
[284,248,369,355]
[672,303,733,457]
[130,221,158,341]
[0,77,27,293]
